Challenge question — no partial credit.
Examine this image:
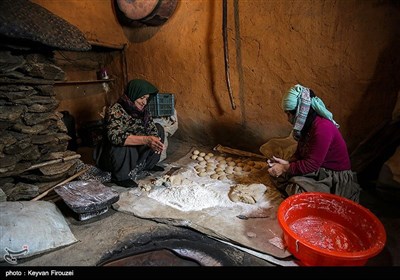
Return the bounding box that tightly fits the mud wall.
[34,0,400,153]
[32,0,127,47]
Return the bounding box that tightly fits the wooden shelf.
[54,79,114,85]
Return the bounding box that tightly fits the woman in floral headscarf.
[267,84,360,202]
[94,79,165,188]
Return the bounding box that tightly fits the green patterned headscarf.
[125,79,158,102]
[282,84,339,138]
[118,79,159,133]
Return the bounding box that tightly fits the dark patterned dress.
[94,103,164,182]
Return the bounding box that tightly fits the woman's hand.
[124,135,164,154]
[145,136,165,154]
[267,156,289,178]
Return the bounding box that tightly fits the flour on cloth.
[147,159,281,212]
[148,169,237,211]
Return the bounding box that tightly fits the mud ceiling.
[33,0,400,154]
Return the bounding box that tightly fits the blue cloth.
[293,87,311,136]
[282,84,339,130]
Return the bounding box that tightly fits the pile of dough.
[191,149,214,161]
[190,149,268,181]
[228,183,267,204]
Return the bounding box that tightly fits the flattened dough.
[228,183,267,204]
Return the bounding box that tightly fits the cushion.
[0,201,77,264]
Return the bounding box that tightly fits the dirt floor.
[2,136,399,271]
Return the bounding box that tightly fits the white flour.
[148,178,236,212]
[146,156,280,213]
[148,168,238,211]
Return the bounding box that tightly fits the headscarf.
[282,84,339,139]
[117,79,159,134]
[125,79,158,102]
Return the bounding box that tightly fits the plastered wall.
[34,0,400,153]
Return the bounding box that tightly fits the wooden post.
[25,154,81,172]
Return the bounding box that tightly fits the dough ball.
[193,150,200,155]
[218,175,227,180]
[215,167,224,173]
[237,162,245,167]
[227,161,236,167]
[247,160,255,166]
[141,184,152,192]
[199,161,207,166]
[195,166,205,172]
[234,166,242,172]
[199,172,208,177]
[217,171,226,176]
[227,174,235,180]
[197,156,204,161]
[207,153,214,157]
[225,165,234,170]
[191,155,198,160]
[168,174,184,186]
[243,166,252,172]
[219,160,227,165]
[204,155,211,161]
[226,157,233,162]
[225,168,234,174]
[234,159,242,164]
[210,173,219,179]
[216,156,225,162]
[225,165,234,171]
[206,166,214,172]
[199,152,206,157]
[216,163,226,169]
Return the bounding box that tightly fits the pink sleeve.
[288,121,334,175]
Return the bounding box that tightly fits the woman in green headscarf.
[267,84,360,202]
[94,79,165,188]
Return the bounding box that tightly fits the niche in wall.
[53,46,125,149]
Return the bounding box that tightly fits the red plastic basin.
[277,192,386,266]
